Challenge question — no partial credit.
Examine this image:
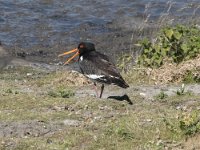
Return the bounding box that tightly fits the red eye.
[80,44,84,48]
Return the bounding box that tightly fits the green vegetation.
[117,53,132,73]
[116,24,200,84]
[183,70,200,83]
[164,110,200,137]
[48,89,75,98]
[179,111,200,136]
[137,25,200,68]
[155,90,168,101]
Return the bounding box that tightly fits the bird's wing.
[79,51,121,78]
[78,51,130,88]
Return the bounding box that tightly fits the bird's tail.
[116,78,129,88]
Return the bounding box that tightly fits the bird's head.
[58,42,95,65]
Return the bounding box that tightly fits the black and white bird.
[58,42,129,98]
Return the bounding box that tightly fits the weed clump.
[179,111,200,136]
[48,89,75,98]
[137,25,200,68]
[155,90,168,101]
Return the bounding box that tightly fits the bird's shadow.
[107,94,133,105]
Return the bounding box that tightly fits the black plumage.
[59,42,129,98]
[78,46,129,88]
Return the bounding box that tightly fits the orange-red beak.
[58,48,79,65]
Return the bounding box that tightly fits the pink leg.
[93,82,99,97]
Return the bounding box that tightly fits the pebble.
[140,92,146,97]
[27,73,32,76]
[63,119,81,126]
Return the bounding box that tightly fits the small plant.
[183,70,200,83]
[48,91,59,98]
[59,90,75,98]
[116,127,134,140]
[105,124,134,140]
[163,118,180,136]
[137,25,200,68]
[163,111,200,137]
[155,90,168,100]
[117,54,132,72]
[5,88,13,94]
[4,89,19,95]
[14,91,19,94]
[48,89,75,98]
[179,111,200,136]
[176,84,185,96]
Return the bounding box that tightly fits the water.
[0,0,200,61]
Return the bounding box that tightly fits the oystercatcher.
[58,42,129,98]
